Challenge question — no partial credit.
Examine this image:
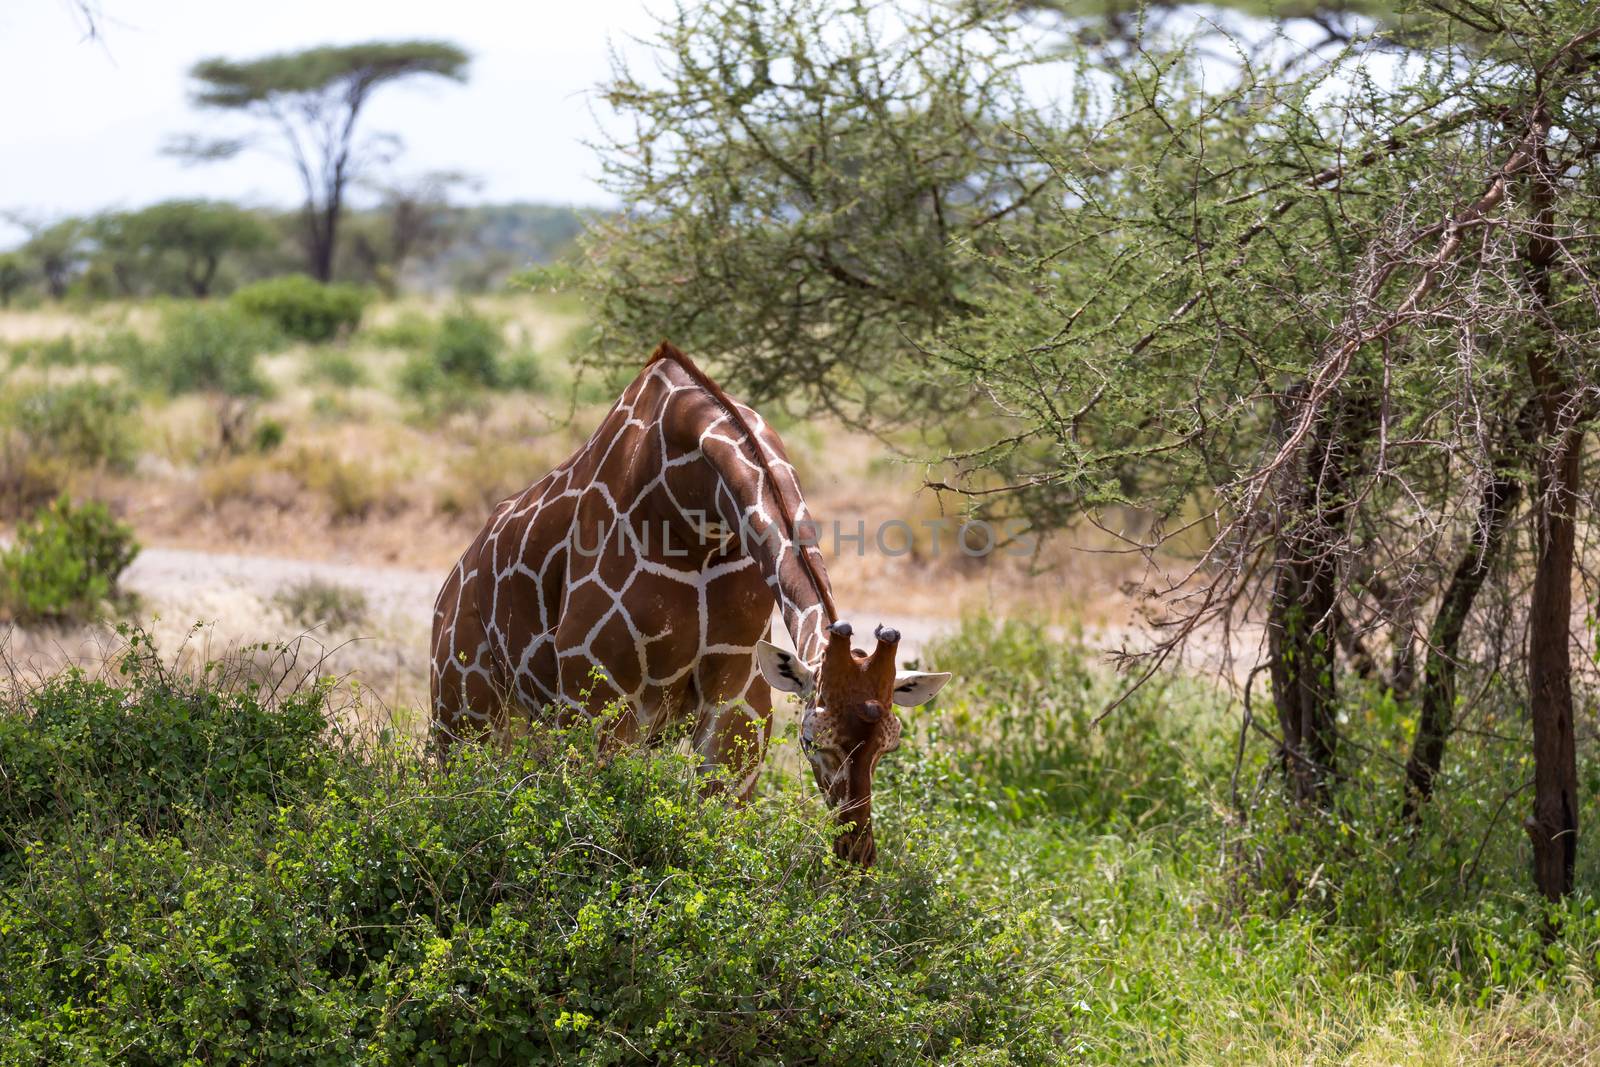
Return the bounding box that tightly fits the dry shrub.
[197,454,303,512]
[0,453,66,521]
[274,578,370,632]
[195,447,403,522]
[433,438,556,518]
[284,447,405,523]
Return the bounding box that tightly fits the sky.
[0,0,664,245]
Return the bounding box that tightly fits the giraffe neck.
[695,409,834,667]
[654,343,835,667]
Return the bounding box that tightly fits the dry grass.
[1168,991,1600,1066]
[0,293,1159,714]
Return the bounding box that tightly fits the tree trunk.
[309,215,336,283]
[1525,427,1581,899]
[1520,132,1582,901]
[1268,411,1354,806]
[1402,450,1523,819]
[189,254,218,298]
[303,204,337,283]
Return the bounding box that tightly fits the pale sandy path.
[120,545,991,657]
[124,545,441,623]
[8,543,1244,708]
[120,544,1252,684]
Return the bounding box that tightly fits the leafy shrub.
[134,304,277,397]
[275,577,370,632]
[501,349,545,391]
[247,416,286,454]
[915,616,1208,826]
[0,656,1061,1064]
[432,307,503,384]
[399,307,521,398]
[304,348,369,388]
[361,308,437,350]
[232,274,371,343]
[397,356,488,419]
[3,379,139,471]
[0,496,139,624]
[0,631,332,840]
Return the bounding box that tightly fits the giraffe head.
[756,620,951,866]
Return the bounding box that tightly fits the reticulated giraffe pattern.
[430,342,834,798]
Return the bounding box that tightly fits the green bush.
[0,649,1060,1064]
[135,305,277,397]
[250,416,287,453]
[304,349,369,388]
[3,379,139,471]
[0,632,332,841]
[361,308,437,350]
[274,577,369,631]
[400,308,500,395]
[398,308,546,410]
[913,616,1208,826]
[6,618,1600,1062]
[432,307,503,384]
[501,349,545,392]
[0,496,139,625]
[232,274,371,343]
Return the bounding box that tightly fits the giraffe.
[430,341,951,865]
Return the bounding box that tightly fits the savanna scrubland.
[7,0,1600,1063]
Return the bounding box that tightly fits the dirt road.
[4,545,996,711]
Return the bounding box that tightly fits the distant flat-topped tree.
[170,41,470,283]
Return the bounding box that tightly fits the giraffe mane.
[647,339,839,627]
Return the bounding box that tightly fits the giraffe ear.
[890,671,952,707]
[756,639,814,695]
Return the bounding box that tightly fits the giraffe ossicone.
[430,340,952,865]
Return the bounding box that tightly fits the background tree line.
[2,38,589,304]
[0,197,589,306]
[583,0,1600,904]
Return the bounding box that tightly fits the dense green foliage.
[586,0,1048,418]
[232,275,371,343]
[0,497,138,625]
[91,200,272,298]
[399,307,542,408]
[0,635,1061,1064]
[1,380,137,472]
[429,306,503,384]
[589,0,1600,903]
[1,621,1598,1060]
[131,305,278,397]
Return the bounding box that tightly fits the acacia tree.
[591,0,1600,901]
[346,170,477,294]
[172,42,470,282]
[6,216,88,300]
[940,4,1600,898]
[586,0,1055,424]
[0,254,26,307]
[94,200,271,297]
